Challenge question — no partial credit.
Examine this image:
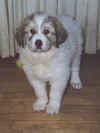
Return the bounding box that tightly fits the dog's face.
[15,12,68,52]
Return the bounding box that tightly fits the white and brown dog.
[15,12,83,114]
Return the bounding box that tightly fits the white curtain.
[0,0,100,58]
[0,0,9,58]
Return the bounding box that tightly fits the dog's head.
[15,12,68,52]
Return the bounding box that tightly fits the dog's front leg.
[47,70,70,114]
[32,79,48,112]
[22,66,48,111]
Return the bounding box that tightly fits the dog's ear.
[15,14,34,48]
[15,24,26,48]
[48,16,68,48]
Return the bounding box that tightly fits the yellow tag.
[16,59,22,67]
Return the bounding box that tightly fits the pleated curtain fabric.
[0,0,100,58]
[0,0,9,57]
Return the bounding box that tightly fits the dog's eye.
[43,29,50,35]
[30,29,36,35]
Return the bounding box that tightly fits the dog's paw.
[71,79,83,90]
[71,82,82,90]
[46,103,59,114]
[33,99,48,111]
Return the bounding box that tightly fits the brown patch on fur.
[15,14,34,48]
[47,16,68,48]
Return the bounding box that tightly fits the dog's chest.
[31,63,49,80]
[21,51,53,81]
[20,47,57,80]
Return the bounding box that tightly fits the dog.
[15,12,83,114]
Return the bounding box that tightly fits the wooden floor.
[0,53,100,133]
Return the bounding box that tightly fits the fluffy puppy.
[15,12,83,114]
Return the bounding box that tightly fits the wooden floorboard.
[0,54,100,133]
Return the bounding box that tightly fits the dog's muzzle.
[28,34,53,53]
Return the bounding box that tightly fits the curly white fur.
[17,13,83,114]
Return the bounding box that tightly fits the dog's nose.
[35,39,43,49]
